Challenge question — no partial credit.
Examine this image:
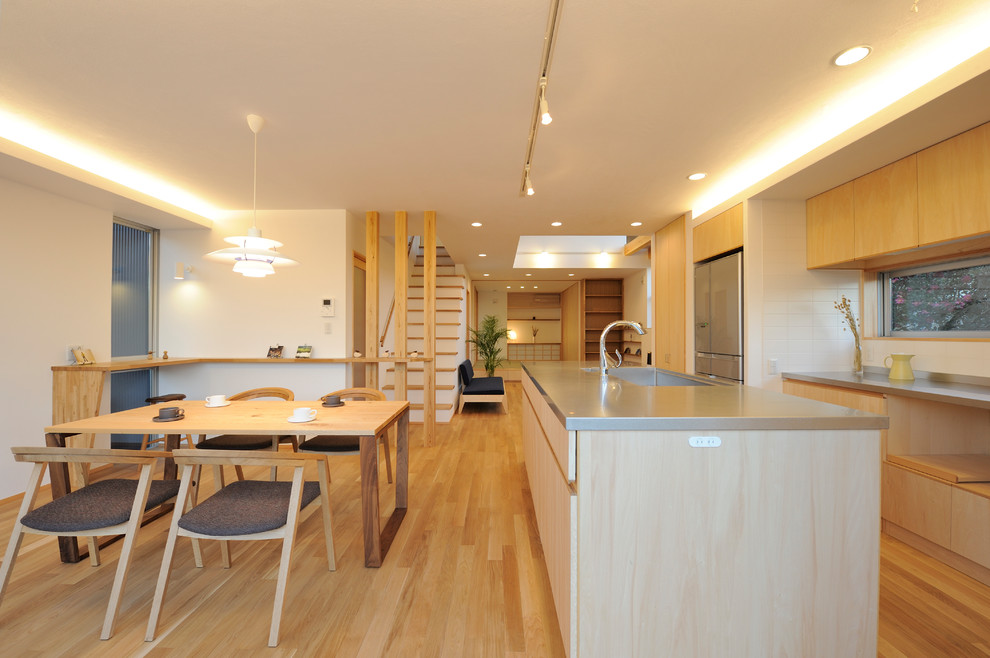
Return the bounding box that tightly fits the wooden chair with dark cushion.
[0,447,179,640]
[195,386,295,482]
[297,387,393,483]
[457,360,507,413]
[145,448,335,648]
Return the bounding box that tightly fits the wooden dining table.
[44,398,409,568]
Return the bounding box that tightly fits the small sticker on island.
[295,345,313,359]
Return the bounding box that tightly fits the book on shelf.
[295,345,312,359]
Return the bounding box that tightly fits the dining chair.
[145,448,335,648]
[195,386,295,483]
[297,387,393,483]
[0,447,179,640]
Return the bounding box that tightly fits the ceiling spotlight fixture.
[519,0,563,196]
[506,285,512,289]
[206,114,298,277]
[526,273,532,276]
[471,222,482,227]
[479,253,487,257]
[551,221,562,227]
[484,273,490,277]
[833,45,872,67]
[568,273,575,277]
[631,221,643,227]
[539,77,552,125]
[688,172,707,181]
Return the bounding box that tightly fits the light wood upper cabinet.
[853,155,919,259]
[918,121,990,246]
[654,216,686,372]
[693,203,742,263]
[806,181,855,268]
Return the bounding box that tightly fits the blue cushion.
[458,360,474,386]
[21,479,181,533]
[464,377,504,396]
[178,480,320,536]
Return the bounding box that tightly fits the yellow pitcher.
[884,353,915,381]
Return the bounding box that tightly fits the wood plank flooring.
[0,381,987,655]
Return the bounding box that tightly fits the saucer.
[287,413,317,423]
[322,401,344,408]
[153,412,184,422]
[205,401,231,408]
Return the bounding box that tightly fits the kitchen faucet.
[600,320,645,375]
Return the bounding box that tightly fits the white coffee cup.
[206,394,226,406]
[292,407,315,421]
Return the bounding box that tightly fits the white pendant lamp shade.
[205,114,298,277]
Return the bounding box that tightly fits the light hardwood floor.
[0,382,988,656]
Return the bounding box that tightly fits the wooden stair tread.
[409,402,454,411]
[387,367,455,373]
[887,453,990,483]
[408,322,461,326]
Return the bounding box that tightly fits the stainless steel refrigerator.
[695,251,743,382]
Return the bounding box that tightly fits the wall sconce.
[174,263,192,280]
[507,329,518,340]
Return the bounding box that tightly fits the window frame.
[880,255,990,338]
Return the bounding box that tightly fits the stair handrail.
[379,235,418,346]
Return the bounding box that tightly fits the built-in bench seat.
[457,360,507,413]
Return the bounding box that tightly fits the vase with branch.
[532,325,540,343]
[834,295,862,374]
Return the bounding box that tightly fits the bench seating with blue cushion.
[457,360,507,413]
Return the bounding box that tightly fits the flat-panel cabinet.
[853,155,919,258]
[693,203,742,263]
[806,181,855,268]
[918,121,990,246]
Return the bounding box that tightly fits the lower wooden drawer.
[951,485,990,568]
[882,462,951,549]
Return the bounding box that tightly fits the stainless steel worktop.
[522,361,888,431]
[782,367,990,410]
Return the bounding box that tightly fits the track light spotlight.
[525,167,535,196]
[539,77,552,125]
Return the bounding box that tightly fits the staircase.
[383,243,466,423]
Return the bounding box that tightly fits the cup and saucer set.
[205,394,231,408]
[287,407,318,423]
[321,394,344,408]
[152,406,184,422]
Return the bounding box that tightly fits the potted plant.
[468,314,510,377]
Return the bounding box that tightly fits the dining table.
[44,398,409,568]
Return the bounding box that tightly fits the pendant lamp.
[206,114,298,277]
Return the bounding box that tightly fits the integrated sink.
[581,367,716,387]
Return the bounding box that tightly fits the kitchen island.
[521,362,887,657]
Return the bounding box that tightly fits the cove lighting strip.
[0,108,220,221]
[691,5,990,219]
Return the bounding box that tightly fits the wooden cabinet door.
[693,203,742,263]
[806,181,855,268]
[882,462,952,549]
[918,121,990,246]
[854,155,919,258]
[654,216,686,371]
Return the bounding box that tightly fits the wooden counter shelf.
[887,453,990,484]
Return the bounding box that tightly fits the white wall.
[0,179,113,498]
[753,200,860,391]
[158,209,352,399]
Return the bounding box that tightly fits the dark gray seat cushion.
[458,360,474,386]
[196,434,275,450]
[297,435,360,453]
[464,377,505,396]
[21,479,181,533]
[177,480,320,536]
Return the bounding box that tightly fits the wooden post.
[394,212,408,404]
[423,211,437,446]
[365,212,380,389]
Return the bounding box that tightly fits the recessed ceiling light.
[479,253,487,257]
[520,286,526,289]
[483,273,490,276]
[506,285,511,289]
[471,222,482,227]
[533,285,539,289]
[688,172,707,181]
[568,273,575,277]
[551,221,562,227]
[526,273,532,276]
[833,45,872,67]
[631,221,643,227]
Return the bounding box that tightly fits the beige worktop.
[782,367,990,410]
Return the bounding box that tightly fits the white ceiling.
[2,1,990,287]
